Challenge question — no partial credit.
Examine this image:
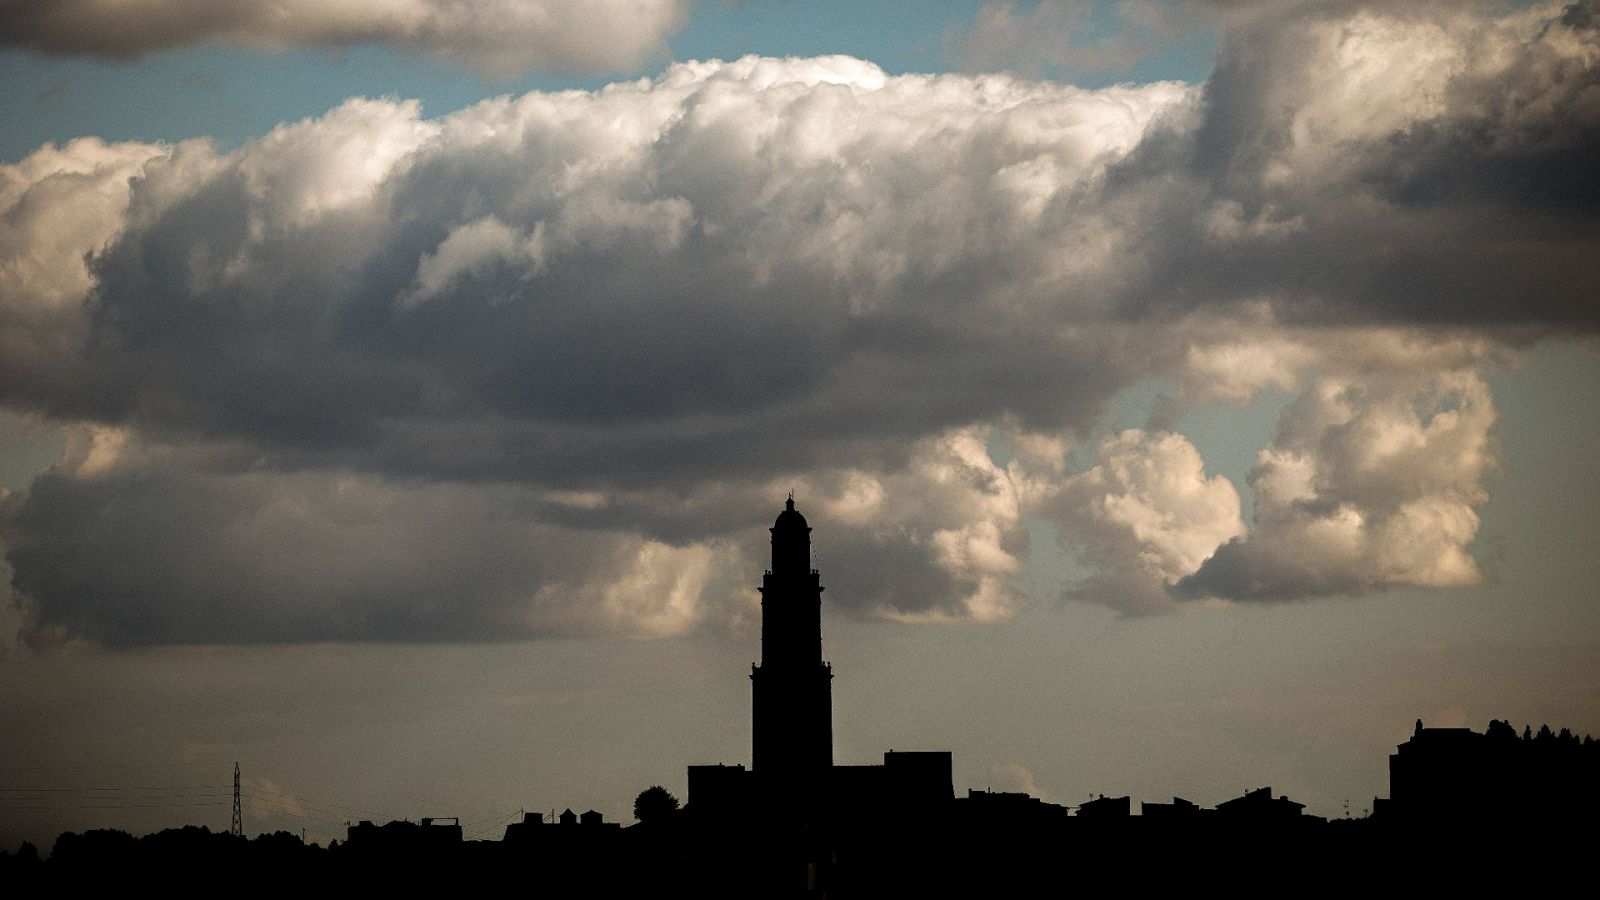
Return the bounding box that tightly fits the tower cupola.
[770,493,811,575]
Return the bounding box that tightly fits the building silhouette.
[1214,787,1305,821]
[751,495,833,797]
[1141,796,1202,819]
[1076,794,1131,819]
[687,497,954,831]
[344,816,461,853]
[1375,717,1599,823]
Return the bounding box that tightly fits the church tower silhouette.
[751,495,833,792]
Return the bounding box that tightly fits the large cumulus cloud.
[0,0,688,76]
[1028,327,1507,613]
[1175,341,1500,602]
[1040,428,1245,614]
[0,56,1187,640]
[0,2,1595,643]
[13,57,1187,469]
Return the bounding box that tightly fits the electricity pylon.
[231,762,242,838]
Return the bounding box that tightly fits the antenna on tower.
[231,761,243,838]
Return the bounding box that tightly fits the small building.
[1076,795,1131,819]
[1214,787,1304,821]
[344,816,462,854]
[502,812,543,844]
[686,763,755,822]
[961,789,1070,823]
[1141,797,1203,819]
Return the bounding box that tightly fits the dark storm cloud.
[0,425,1029,641]
[1,3,1596,642]
[1103,0,1600,327]
[0,0,688,76]
[0,454,726,645]
[1362,11,1600,216]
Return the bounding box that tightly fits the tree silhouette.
[633,785,680,825]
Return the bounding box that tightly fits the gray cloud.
[0,429,730,645]
[0,2,1595,642]
[0,424,1034,643]
[0,0,687,76]
[1105,0,1600,327]
[14,65,1179,475]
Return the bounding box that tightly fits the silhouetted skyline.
[2,0,1598,858]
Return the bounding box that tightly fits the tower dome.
[770,493,812,575]
[773,494,809,531]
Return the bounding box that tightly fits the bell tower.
[751,494,833,791]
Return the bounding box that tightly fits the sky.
[1,0,1598,847]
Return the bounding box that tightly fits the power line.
[240,786,399,822]
[77,802,230,810]
[0,800,230,810]
[241,762,453,809]
[0,762,223,771]
[0,786,228,794]
[1,782,402,824]
[0,797,230,807]
[239,801,346,828]
[0,759,501,841]
[5,759,454,811]
[464,809,520,841]
[0,791,231,803]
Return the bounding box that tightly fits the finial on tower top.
[786,490,795,510]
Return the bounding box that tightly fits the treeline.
[1,827,329,883]
[1486,719,1597,748]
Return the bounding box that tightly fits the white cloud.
[1179,363,1498,601]
[402,216,544,308]
[1183,335,1312,403]
[0,137,167,311]
[1043,429,1245,613]
[991,761,1057,804]
[780,428,1028,623]
[587,539,717,637]
[240,98,439,229]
